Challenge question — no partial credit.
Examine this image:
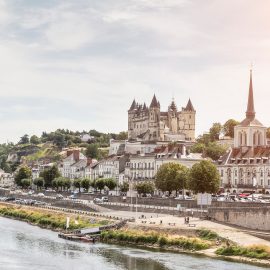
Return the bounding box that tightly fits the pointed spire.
[169,98,177,111]
[150,94,159,108]
[246,69,255,119]
[143,103,147,110]
[129,99,136,111]
[185,98,195,111]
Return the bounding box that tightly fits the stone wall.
[208,207,270,231]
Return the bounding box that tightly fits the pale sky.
[0,0,270,143]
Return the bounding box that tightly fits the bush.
[198,229,218,240]
[100,229,209,250]
[216,245,270,259]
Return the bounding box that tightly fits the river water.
[0,217,268,270]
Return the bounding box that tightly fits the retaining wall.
[208,207,270,231]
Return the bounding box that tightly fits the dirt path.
[134,215,270,247]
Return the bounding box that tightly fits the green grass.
[100,229,210,250]
[0,205,107,230]
[216,245,270,259]
[198,229,219,240]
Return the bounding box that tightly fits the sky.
[0,0,270,143]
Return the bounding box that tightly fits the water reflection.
[0,217,268,270]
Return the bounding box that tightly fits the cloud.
[0,0,269,143]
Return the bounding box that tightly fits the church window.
[234,170,237,176]
[260,170,263,177]
[268,179,270,186]
[261,179,263,186]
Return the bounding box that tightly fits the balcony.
[236,184,264,189]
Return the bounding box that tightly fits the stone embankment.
[208,207,270,231]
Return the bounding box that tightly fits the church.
[218,70,270,193]
[128,95,196,142]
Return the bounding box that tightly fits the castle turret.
[128,99,137,139]
[149,94,160,140]
[179,98,196,141]
[168,99,178,133]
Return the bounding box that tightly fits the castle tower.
[128,99,137,139]
[180,99,196,141]
[168,99,178,134]
[234,70,267,148]
[149,94,160,140]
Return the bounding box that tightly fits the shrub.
[216,245,270,259]
[198,229,218,240]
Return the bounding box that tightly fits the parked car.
[101,196,108,202]
[94,198,103,203]
[56,194,64,199]
[37,193,45,197]
[175,195,192,200]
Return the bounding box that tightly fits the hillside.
[0,129,127,173]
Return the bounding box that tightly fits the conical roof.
[246,69,255,119]
[150,94,159,108]
[239,70,264,127]
[129,99,136,111]
[185,98,195,111]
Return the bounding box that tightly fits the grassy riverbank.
[0,204,109,231]
[216,245,270,259]
[100,228,211,251]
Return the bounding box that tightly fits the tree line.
[14,165,120,193]
[14,160,220,196]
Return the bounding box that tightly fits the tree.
[81,178,90,191]
[85,144,99,159]
[190,143,206,153]
[40,165,60,188]
[120,181,129,193]
[116,131,128,140]
[96,179,105,193]
[53,132,66,148]
[209,123,222,141]
[155,163,189,195]
[105,178,117,191]
[197,133,211,145]
[63,178,71,191]
[73,178,82,192]
[188,160,220,194]
[33,177,44,190]
[21,178,31,189]
[205,142,227,161]
[19,134,29,144]
[30,135,40,145]
[90,180,97,192]
[15,166,32,186]
[223,119,239,138]
[135,181,154,195]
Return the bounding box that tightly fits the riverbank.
[0,203,110,232]
[0,202,269,267]
[102,225,270,267]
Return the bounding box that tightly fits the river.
[0,217,268,270]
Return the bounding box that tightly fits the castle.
[128,95,196,141]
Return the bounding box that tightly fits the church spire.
[246,69,255,119]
